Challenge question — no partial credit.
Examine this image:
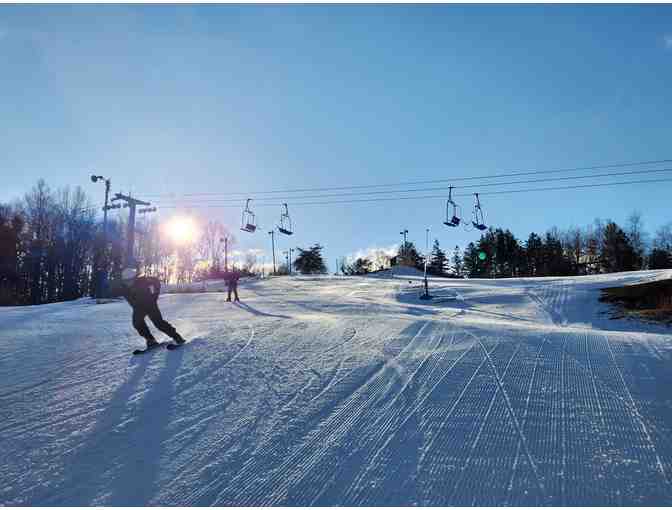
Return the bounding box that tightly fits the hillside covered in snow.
[2,270,672,505]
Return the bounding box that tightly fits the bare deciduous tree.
[653,222,672,251]
[626,211,648,269]
[198,220,232,274]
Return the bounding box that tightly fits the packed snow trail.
[2,270,672,505]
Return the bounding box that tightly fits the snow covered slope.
[2,271,672,505]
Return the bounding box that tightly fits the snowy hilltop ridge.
[2,270,672,505]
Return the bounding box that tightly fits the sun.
[164,216,198,244]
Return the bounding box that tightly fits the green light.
[478,251,487,261]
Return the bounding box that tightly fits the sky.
[1,4,672,271]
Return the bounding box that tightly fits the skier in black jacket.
[111,268,185,352]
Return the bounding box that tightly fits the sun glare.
[164,216,198,244]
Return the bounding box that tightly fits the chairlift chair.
[443,186,461,227]
[471,193,488,231]
[240,199,257,233]
[278,203,293,236]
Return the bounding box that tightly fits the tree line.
[342,212,672,279]
[0,180,100,305]
[3,179,671,305]
[0,178,180,305]
[0,179,334,305]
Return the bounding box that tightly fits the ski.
[166,337,201,350]
[132,343,165,355]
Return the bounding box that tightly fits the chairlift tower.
[110,192,153,268]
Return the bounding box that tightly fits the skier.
[225,269,241,302]
[111,268,185,353]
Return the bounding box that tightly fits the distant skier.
[110,268,185,353]
[225,269,241,302]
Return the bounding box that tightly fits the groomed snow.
[2,270,672,505]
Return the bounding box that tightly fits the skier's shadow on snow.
[52,345,186,505]
[110,348,186,505]
[234,301,291,319]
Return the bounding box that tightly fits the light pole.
[268,230,277,275]
[400,229,408,264]
[420,227,431,300]
[289,247,294,275]
[221,236,229,272]
[91,174,111,298]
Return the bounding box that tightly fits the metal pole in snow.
[269,230,276,274]
[100,178,111,297]
[224,236,229,273]
[92,174,112,298]
[400,229,408,263]
[421,228,431,300]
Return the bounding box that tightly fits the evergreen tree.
[347,257,372,275]
[469,228,525,278]
[427,239,448,276]
[525,232,543,276]
[600,222,638,273]
[543,230,572,276]
[476,230,495,277]
[649,248,672,270]
[649,224,672,271]
[463,242,484,278]
[0,206,23,305]
[293,244,327,274]
[451,245,463,278]
[397,241,423,269]
[493,228,522,277]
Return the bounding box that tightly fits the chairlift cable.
[152,166,672,205]
[141,158,672,199]
[155,177,672,209]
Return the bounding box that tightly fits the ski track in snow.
[2,270,672,505]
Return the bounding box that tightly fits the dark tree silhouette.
[427,239,448,276]
[397,241,423,270]
[293,244,327,274]
[451,245,463,278]
[649,248,672,270]
[600,222,638,273]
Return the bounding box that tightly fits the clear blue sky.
[2,4,672,269]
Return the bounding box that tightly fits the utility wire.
[152,167,672,205]
[154,177,672,209]
[142,158,672,199]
